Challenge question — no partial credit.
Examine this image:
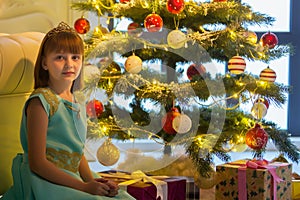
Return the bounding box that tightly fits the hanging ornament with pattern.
[228,56,246,75]
[245,124,268,150]
[260,31,278,49]
[144,13,163,32]
[251,102,268,120]
[259,66,277,82]
[74,17,90,34]
[97,139,120,166]
[166,0,185,14]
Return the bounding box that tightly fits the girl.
[2,22,135,200]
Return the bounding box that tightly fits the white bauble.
[172,114,192,134]
[125,54,142,74]
[84,64,100,83]
[167,30,186,49]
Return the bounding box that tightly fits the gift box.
[293,180,300,200]
[185,177,200,200]
[292,173,300,200]
[98,171,186,200]
[172,176,200,200]
[215,160,292,200]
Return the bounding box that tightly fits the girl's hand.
[95,178,119,197]
[83,180,110,196]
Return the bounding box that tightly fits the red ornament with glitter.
[161,107,181,134]
[245,124,268,150]
[259,66,277,82]
[144,13,163,32]
[120,0,130,3]
[187,63,206,80]
[260,31,278,49]
[74,17,90,34]
[86,99,104,118]
[166,0,185,14]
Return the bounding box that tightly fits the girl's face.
[43,50,83,86]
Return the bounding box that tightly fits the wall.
[0,0,80,33]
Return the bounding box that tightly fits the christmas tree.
[71,0,299,181]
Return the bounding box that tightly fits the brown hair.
[34,22,84,91]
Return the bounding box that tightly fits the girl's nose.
[65,57,74,67]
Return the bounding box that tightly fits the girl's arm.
[78,136,120,197]
[79,155,94,182]
[26,98,110,196]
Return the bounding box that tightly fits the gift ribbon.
[235,159,284,200]
[117,170,168,200]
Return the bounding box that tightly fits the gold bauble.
[97,139,120,166]
[125,54,142,74]
[194,169,218,189]
[167,29,186,49]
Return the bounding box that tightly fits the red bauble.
[166,0,185,14]
[144,13,163,32]
[127,22,141,36]
[187,63,206,80]
[161,107,181,134]
[86,99,104,118]
[245,124,268,150]
[120,0,130,3]
[260,32,278,49]
[255,97,270,109]
[213,0,227,2]
[74,17,90,34]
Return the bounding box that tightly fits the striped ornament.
[259,67,277,82]
[228,56,246,74]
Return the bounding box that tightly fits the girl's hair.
[34,22,84,91]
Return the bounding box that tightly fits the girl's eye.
[56,55,64,60]
[72,55,81,60]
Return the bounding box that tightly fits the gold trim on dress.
[31,88,59,117]
[46,147,82,173]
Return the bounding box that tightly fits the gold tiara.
[46,21,76,38]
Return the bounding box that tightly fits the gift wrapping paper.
[215,160,292,200]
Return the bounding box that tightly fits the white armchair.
[0,32,44,194]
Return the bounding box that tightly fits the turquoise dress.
[2,88,135,200]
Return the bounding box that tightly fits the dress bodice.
[20,88,87,172]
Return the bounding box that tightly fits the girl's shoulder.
[29,87,60,117]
